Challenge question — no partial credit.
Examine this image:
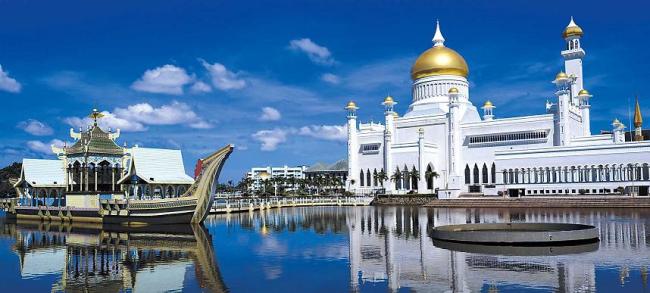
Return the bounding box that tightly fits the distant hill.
[0,162,21,197]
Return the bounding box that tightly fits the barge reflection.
[2,220,227,292]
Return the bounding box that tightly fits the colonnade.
[66,161,122,193]
[502,163,650,185]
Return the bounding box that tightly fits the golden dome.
[563,17,583,38]
[555,71,568,81]
[483,100,494,107]
[411,46,469,80]
[448,87,459,94]
[345,101,357,109]
[578,89,590,96]
[384,95,394,104]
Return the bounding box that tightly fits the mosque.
[345,18,650,198]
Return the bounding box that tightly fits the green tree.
[410,167,419,191]
[390,167,402,190]
[425,169,439,192]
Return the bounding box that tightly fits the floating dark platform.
[431,223,599,244]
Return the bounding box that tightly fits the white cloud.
[64,101,212,132]
[259,107,282,121]
[17,119,54,136]
[131,64,193,95]
[289,38,335,65]
[190,81,212,93]
[320,73,340,84]
[252,128,289,151]
[27,139,66,154]
[252,124,346,151]
[200,60,246,90]
[64,111,146,132]
[298,124,347,142]
[0,65,21,93]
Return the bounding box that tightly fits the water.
[1,206,650,292]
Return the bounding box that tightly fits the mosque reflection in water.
[2,206,650,292]
[211,207,650,292]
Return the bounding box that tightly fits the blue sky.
[1,0,649,181]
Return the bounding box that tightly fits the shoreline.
[374,196,650,208]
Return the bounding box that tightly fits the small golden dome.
[563,17,583,38]
[555,71,568,81]
[345,101,357,109]
[384,95,394,103]
[578,89,590,96]
[483,100,494,107]
[448,87,459,94]
[411,46,469,80]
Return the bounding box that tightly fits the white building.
[346,18,650,198]
[247,165,307,191]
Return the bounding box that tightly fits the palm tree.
[425,169,440,193]
[375,170,388,187]
[410,167,419,191]
[390,167,402,191]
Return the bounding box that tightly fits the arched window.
[394,167,401,190]
[360,170,364,186]
[643,164,649,181]
[426,165,434,190]
[465,165,471,184]
[411,166,418,190]
[473,164,479,184]
[491,163,496,184]
[403,165,410,190]
[366,169,371,187]
[373,169,378,186]
[482,163,489,183]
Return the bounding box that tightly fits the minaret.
[447,88,463,195]
[577,89,592,136]
[561,17,586,100]
[553,71,572,145]
[481,101,495,121]
[634,96,644,141]
[612,119,626,143]
[417,128,426,192]
[383,96,396,192]
[345,101,359,192]
[383,95,397,143]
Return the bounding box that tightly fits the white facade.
[346,19,650,197]
[247,165,307,191]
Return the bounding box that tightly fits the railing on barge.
[210,196,374,214]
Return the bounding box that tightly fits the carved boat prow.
[188,144,234,223]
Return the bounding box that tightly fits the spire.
[568,16,577,28]
[634,96,643,128]
[432,20,445,47]
[88,108,104,126]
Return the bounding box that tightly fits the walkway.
[210,196,373,214]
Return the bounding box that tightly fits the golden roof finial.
[634,96,643,128]
[88,108,105,126]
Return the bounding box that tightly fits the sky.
[1,0,649,182]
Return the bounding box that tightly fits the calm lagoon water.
[1,206,650,292]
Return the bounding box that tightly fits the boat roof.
[15,159,66,188]
[119,147,194,185]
